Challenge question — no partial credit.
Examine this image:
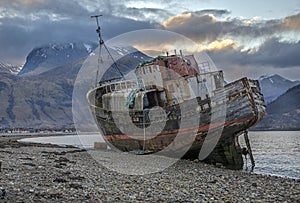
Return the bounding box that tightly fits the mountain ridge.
[0,43,150,130]
[258,74,300,103]
[254,84,300,130]
[1,42,299,130]
[0,60,22,75]
[18,42,98,76]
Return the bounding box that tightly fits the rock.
[55,157,70,163]
[209,179,218,184]
[23,162,36,167]
[0,188,6,198]
[0,144,299,202]
[53,178,68,183]
[68,183,83,189]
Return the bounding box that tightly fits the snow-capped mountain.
[258,74,300,104]
[100,46,152,81]
[18,42,98,76]
[0,43,152,129]
[0,61,22,75]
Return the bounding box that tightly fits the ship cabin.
[134,53,224,107]
[95,53,225,113]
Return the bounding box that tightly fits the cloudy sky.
[0,0,300,81]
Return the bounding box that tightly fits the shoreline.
[0,133,78,149]
[1,134,299,202]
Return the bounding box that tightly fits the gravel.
[0,135,299,202]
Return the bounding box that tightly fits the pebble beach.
[0,134,299,202]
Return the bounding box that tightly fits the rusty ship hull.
[87,76,265,169]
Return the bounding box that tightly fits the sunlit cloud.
[162,10,300,56]
[241,16,261,26]
[163,12,217,28]
[282,13,300,30]
[0,0,299,80]
[200,39,238,51]
[0,0,45,6]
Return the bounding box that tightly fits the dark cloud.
[163,11,300,44]
[0,0,161,63]
[0,1,299,81]
[163,12,232,43]
[119,7,173,22]
[208,38,300,68]
[183,9,231,17]
[244,38,300,67]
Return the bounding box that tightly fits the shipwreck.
[87,15,266,169]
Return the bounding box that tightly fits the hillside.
[254,84,300,130]
[0,44,150,130]
[0,72,74,129]
[258,74,300,104]
[1,42,299,131]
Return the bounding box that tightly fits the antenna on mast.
[91,15,104,45]
[91,15,124,85]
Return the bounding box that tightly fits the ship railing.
[197,70,223,77]
[99,80,137,94]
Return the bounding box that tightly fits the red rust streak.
[103,117,253,140]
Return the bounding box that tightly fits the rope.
[91,15,125,87]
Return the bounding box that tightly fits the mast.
[91,15,125,86]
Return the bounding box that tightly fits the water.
[19,131,300,179]
[240,131,300,179]
[19,133,104,149]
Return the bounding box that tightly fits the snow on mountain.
[0,44,152,129]
[258,74,300,104]
[83,43,93,53]
[18,42,98,76]
[100,46,152,81]
[109,46,145,58]
[0,61,22,75]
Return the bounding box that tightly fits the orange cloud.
[282,13,300,30]
[163,12,217,28]
[133,39,238,57]
[3,0,44,5]
[200,39,238,51]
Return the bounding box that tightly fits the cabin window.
[159,92,167,106]
[186,59,191,65]
[142,67,145,74]
[147,92,158,107]
[111,84,115,92]
[168,84,174,92]
[116,83,120,90]
[156,65,160,71]
[214,74,222,89]
[145,67,149,74]
[143,95,149,108]
[149,66,152,73]
[121,82,126,90]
